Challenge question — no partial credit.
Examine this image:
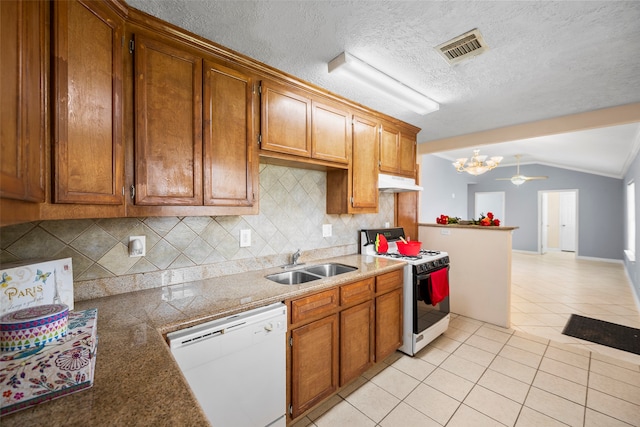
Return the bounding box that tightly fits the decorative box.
[0,308,98,416]
[0,304,70,352]
[0,258,74,316]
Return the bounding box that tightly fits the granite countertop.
[2,254,405,426]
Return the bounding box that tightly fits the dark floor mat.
[562,314,640,355]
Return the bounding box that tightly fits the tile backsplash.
[0,164,394,300]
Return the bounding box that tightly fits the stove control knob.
[264,323,274,332]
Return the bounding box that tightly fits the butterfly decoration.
[34,270,51,284]
[1,272,12,288]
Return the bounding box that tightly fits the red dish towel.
[429,268,449,306]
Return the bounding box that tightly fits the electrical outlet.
[129,236,146,257]
[322,224,332,237]
[240,229,251,247]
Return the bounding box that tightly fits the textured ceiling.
[126,0,640,177]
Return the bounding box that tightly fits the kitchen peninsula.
[419,223,519,328]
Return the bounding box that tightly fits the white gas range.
[360,228,450,356]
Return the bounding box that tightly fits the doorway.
[538,190,578,255]
[474,192,505,223]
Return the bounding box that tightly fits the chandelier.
[452,150,503,175]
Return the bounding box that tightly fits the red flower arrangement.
[477,212,500,226]
[436,214,460,224]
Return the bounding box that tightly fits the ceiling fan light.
[511,175,526,186]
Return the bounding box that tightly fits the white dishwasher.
[168,302,287,427]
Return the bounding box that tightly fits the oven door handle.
[415,265,449,282]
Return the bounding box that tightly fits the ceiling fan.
[496,155,548,186]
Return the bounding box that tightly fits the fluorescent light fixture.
[328,52,439,115]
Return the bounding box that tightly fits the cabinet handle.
[130,185,135,200]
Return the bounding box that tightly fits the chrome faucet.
[283,249,305,269]
[292,249,302,265]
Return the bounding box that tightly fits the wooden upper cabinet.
[311,99,351,165]
[379,121,417,178]
[398,131,417,176]
[351,114,379,211]
[203,60,256,207]
[53,0,124,204]
[0,0,45,202]
[133,34,203,206]
[379,124,400,174]
[260,80,311,157]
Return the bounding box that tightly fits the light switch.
[322,224,332,237]
[240,229,251,247]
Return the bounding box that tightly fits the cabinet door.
[351,115,379,210]
[134,34,203,205]
[398,132,416,177]
[0,0,45,202]
[379,124,399,174]
[53,0,123,204]
[312,99,351,164]
[291,314,339,418]
[340,301,373,386]
[375,288,403,361]
[260,81,311,157]
[203,60,255,207]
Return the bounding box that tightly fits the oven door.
[413,266,450,335]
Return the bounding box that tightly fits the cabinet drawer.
[375,269,403,294]
[340,278,374,306]
[291,288,339,324]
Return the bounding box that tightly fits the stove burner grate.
[379,252,423,261]
[419,250,441,256]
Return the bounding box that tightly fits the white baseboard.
[575,255,623,264]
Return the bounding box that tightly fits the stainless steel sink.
[265,270,322,285]
[303,263,357,277]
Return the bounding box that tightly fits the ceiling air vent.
[436,28,488,65]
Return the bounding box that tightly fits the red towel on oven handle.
[429,267,449,306]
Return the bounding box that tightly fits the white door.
[540,192,548,254]
[559,191,577,252]
[475,192,505,223]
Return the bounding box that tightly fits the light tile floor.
[293,251,640,426]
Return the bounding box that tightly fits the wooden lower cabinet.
[288,270,403,421]
[340,300,374,385]
[375,288,403,361]
[290,314,339,418]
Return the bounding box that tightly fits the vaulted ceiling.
[126,0,640,178]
